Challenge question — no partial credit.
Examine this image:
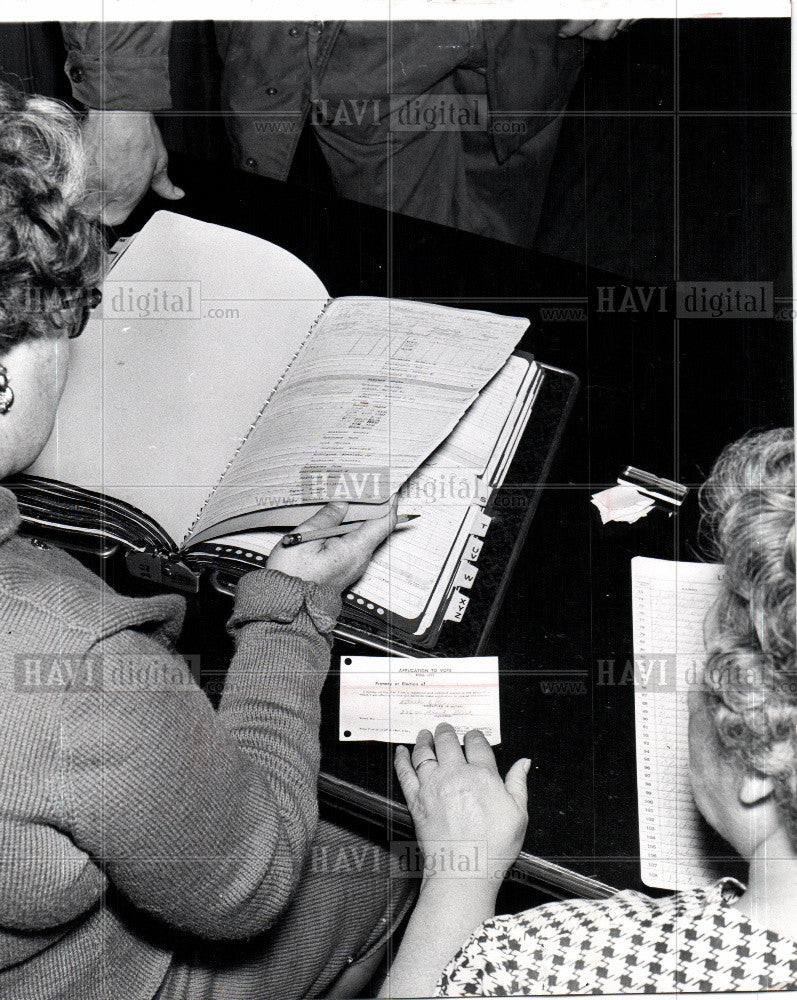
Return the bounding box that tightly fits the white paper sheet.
[592,485,655,524]
[29,211,330,548]
[191,296,528,543]
[349,356,533,623]
[339,655,501,745]
[632,556,730,890]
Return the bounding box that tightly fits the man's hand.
[81,110,184,225]
[266,500,397,593]
[395,724,530,887]
[559,20,636,40]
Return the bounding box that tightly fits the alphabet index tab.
[454,562,478,589]
[444,590,470,622]
[469,511,492,537]
[465,537,484,563]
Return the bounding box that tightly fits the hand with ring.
[395,723,530,886]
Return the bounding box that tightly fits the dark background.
[0,19,790,290]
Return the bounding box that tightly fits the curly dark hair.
[699,427,796,846]
[0,83,104,352]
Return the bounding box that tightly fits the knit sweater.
[0,486,341,1000]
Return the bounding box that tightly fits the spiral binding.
[184,297,334,544]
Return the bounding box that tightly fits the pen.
[281,513,419,547]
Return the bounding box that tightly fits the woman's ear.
[739,772,775,806]
[739,739,793,807]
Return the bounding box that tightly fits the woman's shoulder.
[436,881,797,996]
[0,531,185,655]
[459,880,748,948]
[470,885,685,943]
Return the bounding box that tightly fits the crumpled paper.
[591,485,655,524]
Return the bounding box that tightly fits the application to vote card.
[338,655,501,745]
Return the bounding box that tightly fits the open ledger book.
[632,557,747,890]
[9,211,548,647]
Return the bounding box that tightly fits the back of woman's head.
[0,83,103,352]
[699,427,796,845]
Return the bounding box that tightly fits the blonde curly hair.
[699,427,796,845]
[0,83,104,352]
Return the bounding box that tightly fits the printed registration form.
[339,655,501,745]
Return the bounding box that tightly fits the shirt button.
[245,157,258,169]
[288,26,300,37]
[69,66,84,83]
[266,87,278,96]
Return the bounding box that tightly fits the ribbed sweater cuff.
[229,569,342,636]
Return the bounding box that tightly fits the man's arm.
[62,22,172,110]
[61,23,183,223]
[559,19,636,39]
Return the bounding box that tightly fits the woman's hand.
[379,726,529,999]
[395,723,530,887]
[266,500,396,592]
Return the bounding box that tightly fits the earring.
[0,364,14,415]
